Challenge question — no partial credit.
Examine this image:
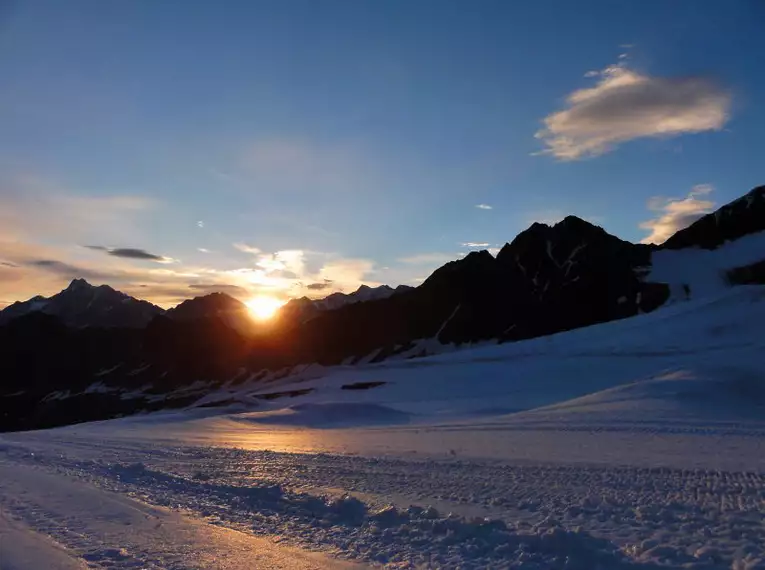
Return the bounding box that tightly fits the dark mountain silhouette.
[1,185,764,432]
[662,186,765,250]
[166,291,247,321]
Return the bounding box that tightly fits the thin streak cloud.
[85,246,176,263]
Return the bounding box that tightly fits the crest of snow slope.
[649,229,765,300]
[506,366,765,427]
[170,284,765,433]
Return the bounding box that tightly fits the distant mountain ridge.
[1,184,764,432]
[0,279,163,328]
[0,280,413,330]
[282,284,414,323]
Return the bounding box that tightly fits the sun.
[245,295,285,321]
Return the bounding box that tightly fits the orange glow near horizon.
[246,295,285,321]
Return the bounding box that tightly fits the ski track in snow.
[2,434,765,569]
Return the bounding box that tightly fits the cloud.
[256,250,306,279]
[85,246,175,263]
[233,242,262,255]
[317,258,375,288]
[221,250,378,298]
[188,283,250,297]
[536,60,731,160]
[475,204,493,210]
[0,174,421,306]
[197,221,205,228]
[639,184,716,244]
[27,259,111,281]
[397,253,456,265]
[306,280,333,291]
[197,248,210,253]
[461,242,490,248]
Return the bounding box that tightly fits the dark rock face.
[492,216,666,340]
[271,217,668,363]
[662,186,765,250]
[727,259,765,286]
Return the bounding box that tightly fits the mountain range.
[1,185,763,432]
[0,281,412,329]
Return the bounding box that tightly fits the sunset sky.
[1,0,764,308]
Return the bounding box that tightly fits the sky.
[1,0,764,308]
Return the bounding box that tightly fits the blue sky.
[1,0,763,307]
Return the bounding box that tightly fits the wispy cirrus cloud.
[639,184,716,245]
[461,242,490,248]
[0,174,431,307]
[475,204,493,210]
[0,175,180,304]
[536,58,731,160]
[233,242,261,255]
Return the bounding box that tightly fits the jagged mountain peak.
[61,279,125,299]
[554,215,606,234]
[0,279,162,328]
[66,277,93,291]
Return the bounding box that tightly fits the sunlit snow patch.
[233,402,413,428]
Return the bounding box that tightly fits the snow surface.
[649,230,765,301]
[2,285,765,568]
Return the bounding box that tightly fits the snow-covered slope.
[188,284,765,426]
[3,284,765,569]
[650,229,765,301]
